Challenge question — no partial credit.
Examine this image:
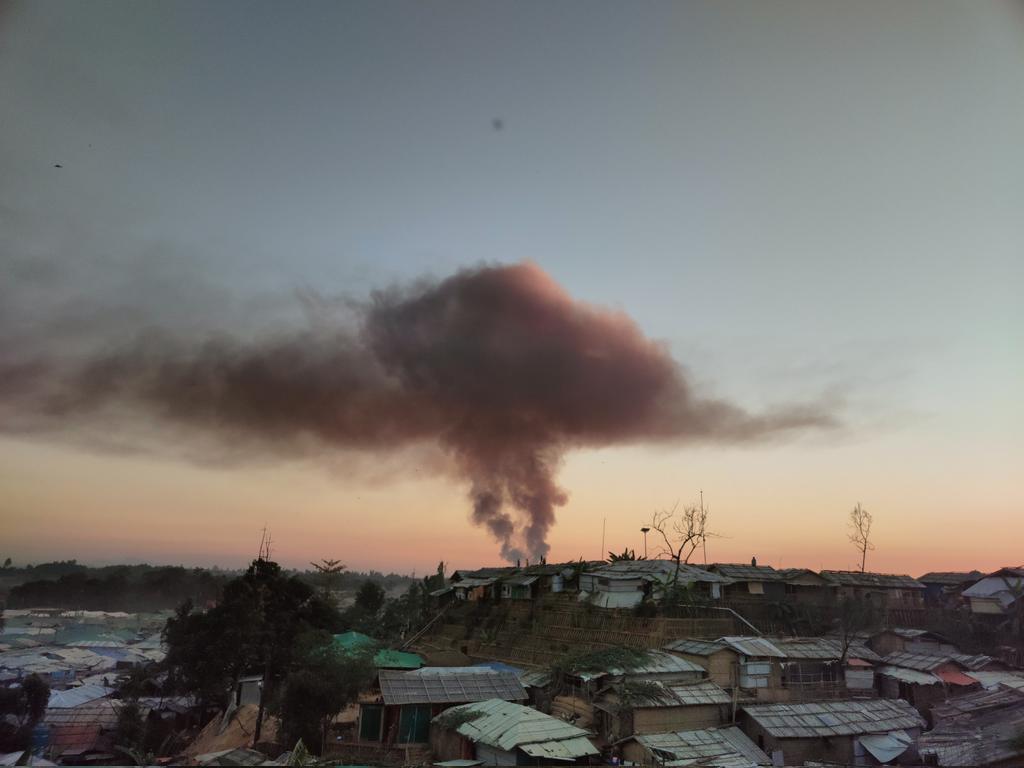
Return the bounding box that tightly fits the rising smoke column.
[0,262,834,560]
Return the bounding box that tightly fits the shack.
[962,567,1024,618]
[739,698,924,766]
[577,561,725,610]
[877,651,979,714]
[867,628,957,658]
[768,636,881,697]
[431,698,599,766]
[359,667,527,746]
[617,725,770,767]
[917,571,984,607]
[819,571,925,607]
[918,687,1024,767]
[663,639,739,689]
[595,679,732,741]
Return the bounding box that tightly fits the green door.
[359,704,383,742]
[397,704,432,743]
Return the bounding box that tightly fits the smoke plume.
[0,262,834,560]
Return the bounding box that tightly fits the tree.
[649,501,715,584]
[163,557,343,743]
[113,699,147,757]
[20,674,49,729]
[310,558,346,601]
[354,580,386,615]
[0,673,49,752]
[277,636,376,755]
[834,596,881,665]
[608,548,642,562]
[848,503,874,572]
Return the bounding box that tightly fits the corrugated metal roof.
[632,726,770,765]
[877,665,942,686]
[741,699,924,738]
[452,568,519,580]
[437,699,598,758]
[917,571,984,586]
[921,689,1024,767]
[718,637,785,659]
[379,669,526,705]
[584,560,726,585]
[919,712,1024,767]
[966,671,1024,691]
[709,564,785,582]
[769,637,882,663]
[950,653,993,671]
[883,651,952,672]
[452,577,496,589]
[930,687,1024,721]
[664,638,730,656]
[775,568,826,583]
[502,575,539,587]
[618,680,732,708]
[820,571,925,589]
[577,650,705,681]
[520,736,598,761]
[518,669,553,688]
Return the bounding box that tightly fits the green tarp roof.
[332,632,423,670]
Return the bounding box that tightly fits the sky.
[1,0,1022,576]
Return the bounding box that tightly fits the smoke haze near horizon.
[0,262,833,560]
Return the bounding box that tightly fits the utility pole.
[600,517,606,560]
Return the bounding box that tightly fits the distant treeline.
[1,561,415,612]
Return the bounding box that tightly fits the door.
[359,704,383,742]
[397,704,432,743]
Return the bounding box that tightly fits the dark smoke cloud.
[0,262,835,560]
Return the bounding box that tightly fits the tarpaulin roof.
[938,669,980,687]
[47,684,114,708]
[333,632,423,669]
[859,730,912,763]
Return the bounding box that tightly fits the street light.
[640,527,650,559]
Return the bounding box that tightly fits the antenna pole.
[601,517,606,560]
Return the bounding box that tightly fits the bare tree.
[848,503,874,572]
[310,558,346,601]
[649,501,715,585]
